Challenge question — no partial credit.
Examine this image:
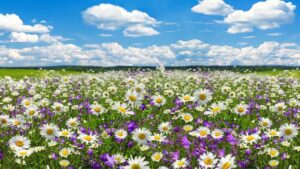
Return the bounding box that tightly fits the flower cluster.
[0,69,299,168]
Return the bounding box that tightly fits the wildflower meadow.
[0,68,299,169]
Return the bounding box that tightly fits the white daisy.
[40,123,59,140]
[233,104,248,116]
[172,158,189,168]
[9,135,31,150]
[152,95,166,106]
[124,156,149,169]
[194,89,213,104]
[132,128,151,145]
[279,123,298,140]
[114,129,128,139]
[199,152,218,169]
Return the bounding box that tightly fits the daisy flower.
[59,129,73,137]
[9,135,31,150]
[198,152,218,169]
[265,129,279,138]
[217,154,237,169]
[52,102,65,114]
[132,128,151,145]
[259,118,272,128]
[66,118,79,129]
[113,154,126,164]
[59,160,70,167]
[233,104,248,116]
[152,95,166,106]
[211,129,224,139]
[205,102,226,116]
[90,104,105,115]
[114,129,128,139]
[266,148,279,158]
[158,122,172,133]
[21,98,33,108]
[0,115,10,127]
[125,90,141,105]
[180,94,194,103]
[113,102,134,116]
[24,106,39,118]
[173,158,189,168]
[15,149,33,158]
[124,156,149,169]
[279,123,298,140]
[78,133,98,144]
[151,152,163,162]
[274,102,286,113]
[151,133,166,142]
[194,89,213,104]
[195,127,210,138]
[40,123,59,140]
[241,132,261,145]
[181,113,193,123]
[269,160,279,167]
[59,148,72,158]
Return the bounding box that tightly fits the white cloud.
[82,3,159,37]
[224,0,296,34]
[268,32,283,36]
[98,33,113,37]
[1,39,299,66]
[123,24,159,37]
[0,14,50,33]
[192,0,234,16]
[10,32,39,43]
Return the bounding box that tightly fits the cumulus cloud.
[0,14,50,33]
[82,3,159,37]
[123,24,159,37]
[192,0,234,16]
[10,32,39,43]
[1,39,300,66]
[224,0,296,34]
[192,0,296,34]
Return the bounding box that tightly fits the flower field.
[0,68,299,169]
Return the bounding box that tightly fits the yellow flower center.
[183,115,191,121]
[1,119,7,124]
[153,135,161,140]
[61,149,69,156]
[183,95,191,101]
[156,98,163,104]
[129,95,137,102]
[15,140,24,147]
[162,126,168,131]
[199,130,208,136]
[117,132,124,137]
[212,107,221,113]
[269,150,277,157]
[19,151,28,156]
[138,133,146,140]
[177,161,185,167]
[246,135,255,142]
[131,164,141,169]
[14,120,21,126]
[46,129,54,135]
[285,129,292,135]
[118,107,126,113]
[214,132,221,137]
[25,101,30,106]
[237,107,244,113]
[61,131,69,136]
[204,157,213,165]
[199,94,206,100]
[29,110,35,116]
[153,154,162,161]
[84,135,92,142]
[270,130,277,136]
[222,162,231,169]
[94,107,101,113]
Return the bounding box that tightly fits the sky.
[0,0,299,66]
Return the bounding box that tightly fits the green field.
[0,68,299,79]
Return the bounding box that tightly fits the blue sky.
[0,0,299,66]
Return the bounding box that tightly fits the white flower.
[124,156,149,169]
[152,95,166,106]
[114,129,128,139]
[151,152,163,162]
[211,129,224,139]
[241,132,261,145]
[172,158,189,168]
[279,123,298,140]
[194,89,213,104]
[78,133,98,144]
[9,135,31,150]
[217,154,237,169]
[199,152,218,168]
[233,104,248,116]
[90,104,105,115]
[132,128,151,145]
[40,123,59,140]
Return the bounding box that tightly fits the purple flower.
[226,133,238,145]
[181,136,191,149]
[126,121,138,132]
